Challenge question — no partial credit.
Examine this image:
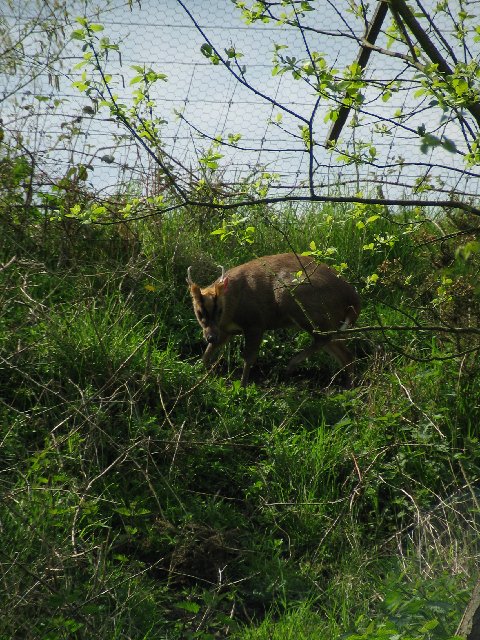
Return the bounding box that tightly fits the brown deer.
[187,253,361,387]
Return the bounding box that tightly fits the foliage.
[343,571,469,640]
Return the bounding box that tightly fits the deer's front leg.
[202,332,231,368]
[241,329,264,386]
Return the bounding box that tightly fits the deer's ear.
[215,276,229,296]
[189,283,202,302]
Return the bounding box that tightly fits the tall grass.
[0,194,479,639]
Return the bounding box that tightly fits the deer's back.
[225,253,360,331]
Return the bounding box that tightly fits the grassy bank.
[1,191,479,639]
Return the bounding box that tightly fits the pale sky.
[2,0,479,201]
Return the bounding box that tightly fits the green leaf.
[201,43,213,57]
[456,240,480,260]
[113,554,129,563]
[452,77,469,96]
[73,60,88,70]
[414,87,427,98]
[175,601,201,614]
[225,46,242,58]
[419,619,439,633]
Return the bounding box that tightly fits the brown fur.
[188,253,361,387]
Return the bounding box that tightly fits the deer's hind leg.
[285,335,329,375]
[322,339,355,387]
[285,336,356,387]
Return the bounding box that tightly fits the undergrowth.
[0,182,479,638]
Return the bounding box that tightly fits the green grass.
[1,193,479,639]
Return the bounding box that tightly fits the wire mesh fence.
[1,0,480,202]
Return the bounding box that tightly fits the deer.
[187,253,361,387]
